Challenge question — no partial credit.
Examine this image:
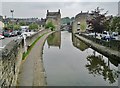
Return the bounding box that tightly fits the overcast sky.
[1,1,119,18]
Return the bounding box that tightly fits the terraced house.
[46,9,61,31]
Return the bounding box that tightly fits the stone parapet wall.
[0,39,23,87]
[0,29,49,87]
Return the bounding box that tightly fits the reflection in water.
[47,31,61,48]
[43,31,119,86]
[86,51,119,84]
[119,64,120,87]
[72,34,89,51]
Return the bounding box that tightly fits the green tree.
[13,24,20,30]
[45,21,55,31]
[19,21,26,26]
[110,17,120,33]
[29,23,38,31]
[4,24,13,30]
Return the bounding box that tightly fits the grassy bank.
[22,33,47,60]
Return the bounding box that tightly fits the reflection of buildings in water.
[86,51,119,84]
[72,34,89,51]
[47,32,61,48]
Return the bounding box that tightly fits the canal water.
[43,31,120,86]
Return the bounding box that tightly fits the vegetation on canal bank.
[45,21,55,31]
[22,33,47,60]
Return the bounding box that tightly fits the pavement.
[17,31,53,86]
[0,36,18,49]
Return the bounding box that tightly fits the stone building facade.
[72,11,93,33]
[46,9,61,31]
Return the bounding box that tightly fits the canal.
[42,31,120,86]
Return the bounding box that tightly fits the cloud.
[2,2,118,18]
[1,0,120,2]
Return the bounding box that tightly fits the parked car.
[21,32,36,37]
[11,31,18,36]
[21,32,31,37]
[0,33,4,39]
[17,31,22,35]
[3,31,12,37]
[87,32,98,37]
[112,32,118,36]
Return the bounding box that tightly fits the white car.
[0,34,4,39]
[21,32,31,37]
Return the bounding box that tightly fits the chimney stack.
[47,10,49,13]
[58,9,60,13]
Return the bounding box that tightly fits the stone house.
[72,11,93,33]
[46,9,61,30]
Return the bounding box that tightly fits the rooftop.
[46,9,61,17]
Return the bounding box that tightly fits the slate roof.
[75,12,88,19]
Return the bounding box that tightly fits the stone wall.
[0,39,23,87]
[0,29,49,87]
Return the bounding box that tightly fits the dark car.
[3,31,12,37]
[17,31,22,35]
[101,36,115,41]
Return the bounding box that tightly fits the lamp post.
[10,9,14,31]
[10,9,14,19]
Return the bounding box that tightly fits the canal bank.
[17,30,54,86]
[75,34,120,62]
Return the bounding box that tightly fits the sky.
[1,0,120,18]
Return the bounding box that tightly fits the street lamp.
[10,9,14,19]
[10,9,14,31]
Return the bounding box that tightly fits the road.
[0,36,18,50]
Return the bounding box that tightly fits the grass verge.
[22,33,47,60]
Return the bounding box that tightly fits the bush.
[29,23,38,31]
[45,21,55,31]
[4,24,20,30]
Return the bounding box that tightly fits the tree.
[13,24,20,30]
[87,7,108,34]
[110,17,120,34]
[19,21,26,26]
[29,23,38,31]
[4,23,13,30]
[45,21,55,31]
